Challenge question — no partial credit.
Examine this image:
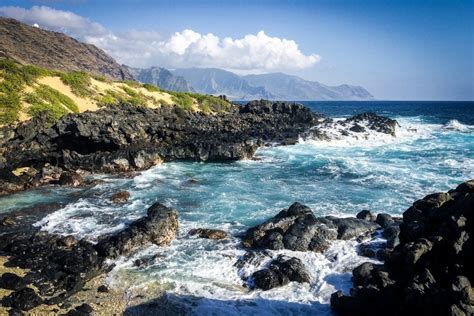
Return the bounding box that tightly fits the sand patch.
[37,76,99,113]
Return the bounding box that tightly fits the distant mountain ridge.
[169,68,373,100]
[126,66,195,92]
[173,68,276,100]
[244,72,374,100]
[0,17,133,80]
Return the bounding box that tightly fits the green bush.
[168,91,194,111]
[121,85,139,97]
[25,84,79,122]
[91,74,110,83]
[98,91,119,107]
[60,71,91,97]
[120,80,142,88]
[143,83,160,92]
[188,93,232,113]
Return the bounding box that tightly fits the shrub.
[98,92,118,107]
[25,84,79,122]
[91,74,110,83]
[121,85,139,97]
[60,71,91,97]
[120,80,141,88]
[168,91,194,111]
[186,93,232,113]
[143,83,160,92]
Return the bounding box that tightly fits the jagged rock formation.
[0,17,132,80]
[95,202,178,258]
[0,101,400,196]
[243,202,380,252]
[331,180,474,316]
[0,101,321,173]
[0,202,179,312]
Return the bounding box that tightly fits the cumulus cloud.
[0,5,320,72]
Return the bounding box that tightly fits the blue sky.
[1,0,473,100]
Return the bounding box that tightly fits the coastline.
[0,101,472,315]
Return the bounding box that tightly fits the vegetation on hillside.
[0,59,56,124]
[25,84,79,122]
[60,71,92,97]
[0,58,234,126]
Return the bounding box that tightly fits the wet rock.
[110,191,130,204]
[345,112,399,136]
[375,213,394,228]
[95,202,178,258]
[188,228,228,240]
[331,180,474,316]
[382,225,400,248]
[251,255,310,290]
[243,202,379,252]
[58,172,84,187]
[327,216,380,240]
[234,250,273,270]
[356,210,376,221]
[3,287,43,311]
[134,254,161,268]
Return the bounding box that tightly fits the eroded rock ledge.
[331,180,474,316]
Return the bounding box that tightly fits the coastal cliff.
[0,17,132,81]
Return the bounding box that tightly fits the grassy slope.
[0,59,234,126]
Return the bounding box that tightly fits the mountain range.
[130,66,374,100]
[127,66,194,92]
[0,16,373,100]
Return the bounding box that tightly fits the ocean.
[1,101,473,315]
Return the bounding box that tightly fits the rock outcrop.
[243,202,380,252]
[1,101,321,174]
[331,180,474,316]
[0,202,179,311]
[0,101,400,196]
[188,228,228,240]
[251,255,311,290]
[95,202,178,258]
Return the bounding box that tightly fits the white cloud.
[0,6,320,72]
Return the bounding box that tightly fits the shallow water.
[2,101,473,315]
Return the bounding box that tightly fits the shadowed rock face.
[331,180,474,316]
[243,202,380,252]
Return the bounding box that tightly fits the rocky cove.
[0,100,472,315]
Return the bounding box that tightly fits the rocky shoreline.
[0,100,398,196]
[2,101,469,315]
[0,177,472,314]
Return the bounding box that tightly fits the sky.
[0,0,473,100]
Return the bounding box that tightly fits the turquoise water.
[1,101,473,315]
